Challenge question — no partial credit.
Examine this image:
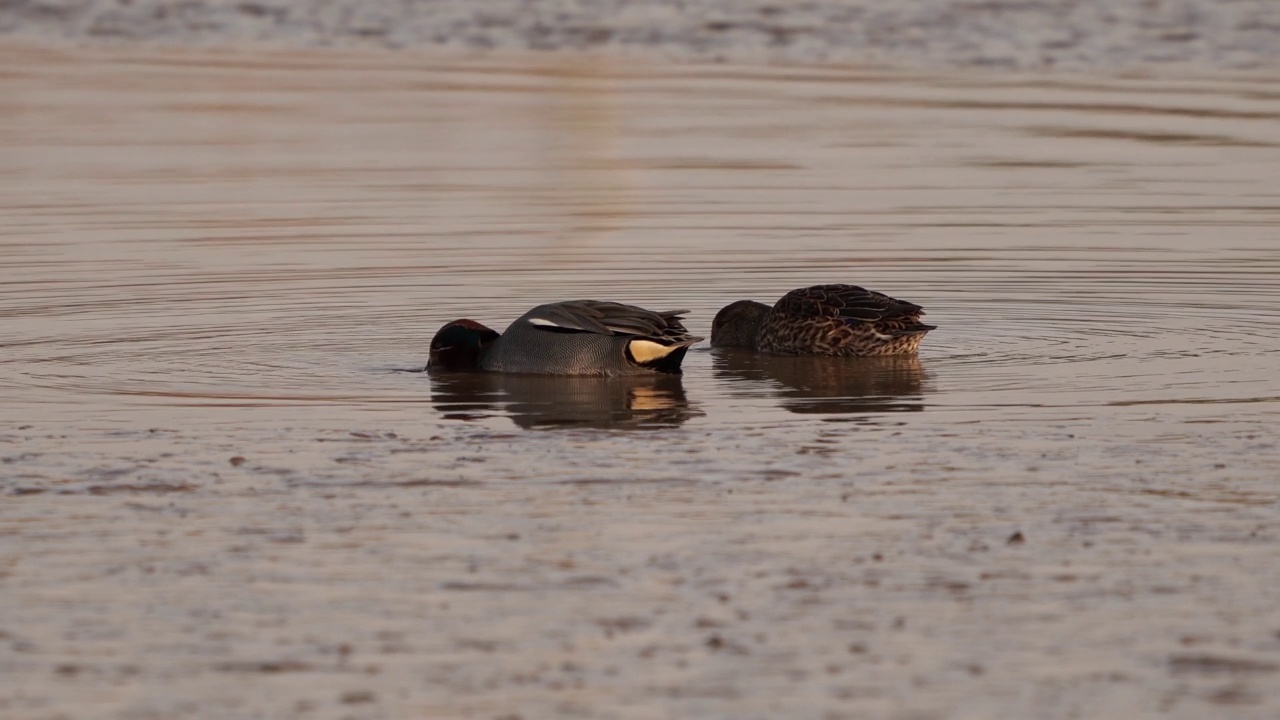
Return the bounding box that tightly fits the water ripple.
[2,49,1279,429]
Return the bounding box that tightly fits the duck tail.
[627,337,703,374]
[898,323,937,335]
[881,318,937,336]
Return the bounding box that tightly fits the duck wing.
[774,284,930,330]
[525,300,702,345]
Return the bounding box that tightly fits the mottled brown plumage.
[711,284,935,356]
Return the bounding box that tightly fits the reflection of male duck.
[712,350,931,415]
[429,372,700,429]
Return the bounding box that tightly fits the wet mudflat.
[2,45,1280,719]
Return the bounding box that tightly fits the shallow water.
[2,45,1280,719]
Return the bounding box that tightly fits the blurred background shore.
[4,0,1280,71]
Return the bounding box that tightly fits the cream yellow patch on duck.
[627,339,679,364]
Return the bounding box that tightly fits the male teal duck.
[711,284,935,356]
[429,300,702,376]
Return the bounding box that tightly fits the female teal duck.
[429,300,702,376]
[711,284,935,356]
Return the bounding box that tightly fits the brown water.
[2,44,1280,719]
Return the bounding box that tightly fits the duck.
[711,284,935,356]
[429,300,702,376]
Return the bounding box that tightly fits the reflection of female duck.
[712,350,931,415]
[429,372,699,429]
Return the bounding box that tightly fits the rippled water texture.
[2,45,1280,719]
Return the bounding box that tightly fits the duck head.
[710,300,771,348]
[428,319,500,371]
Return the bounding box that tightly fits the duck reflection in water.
[712,350,932,416]
[428,372,700,429]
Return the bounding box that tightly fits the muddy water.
[2,45,1280,719]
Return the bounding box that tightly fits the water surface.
[2,45,1279,719]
